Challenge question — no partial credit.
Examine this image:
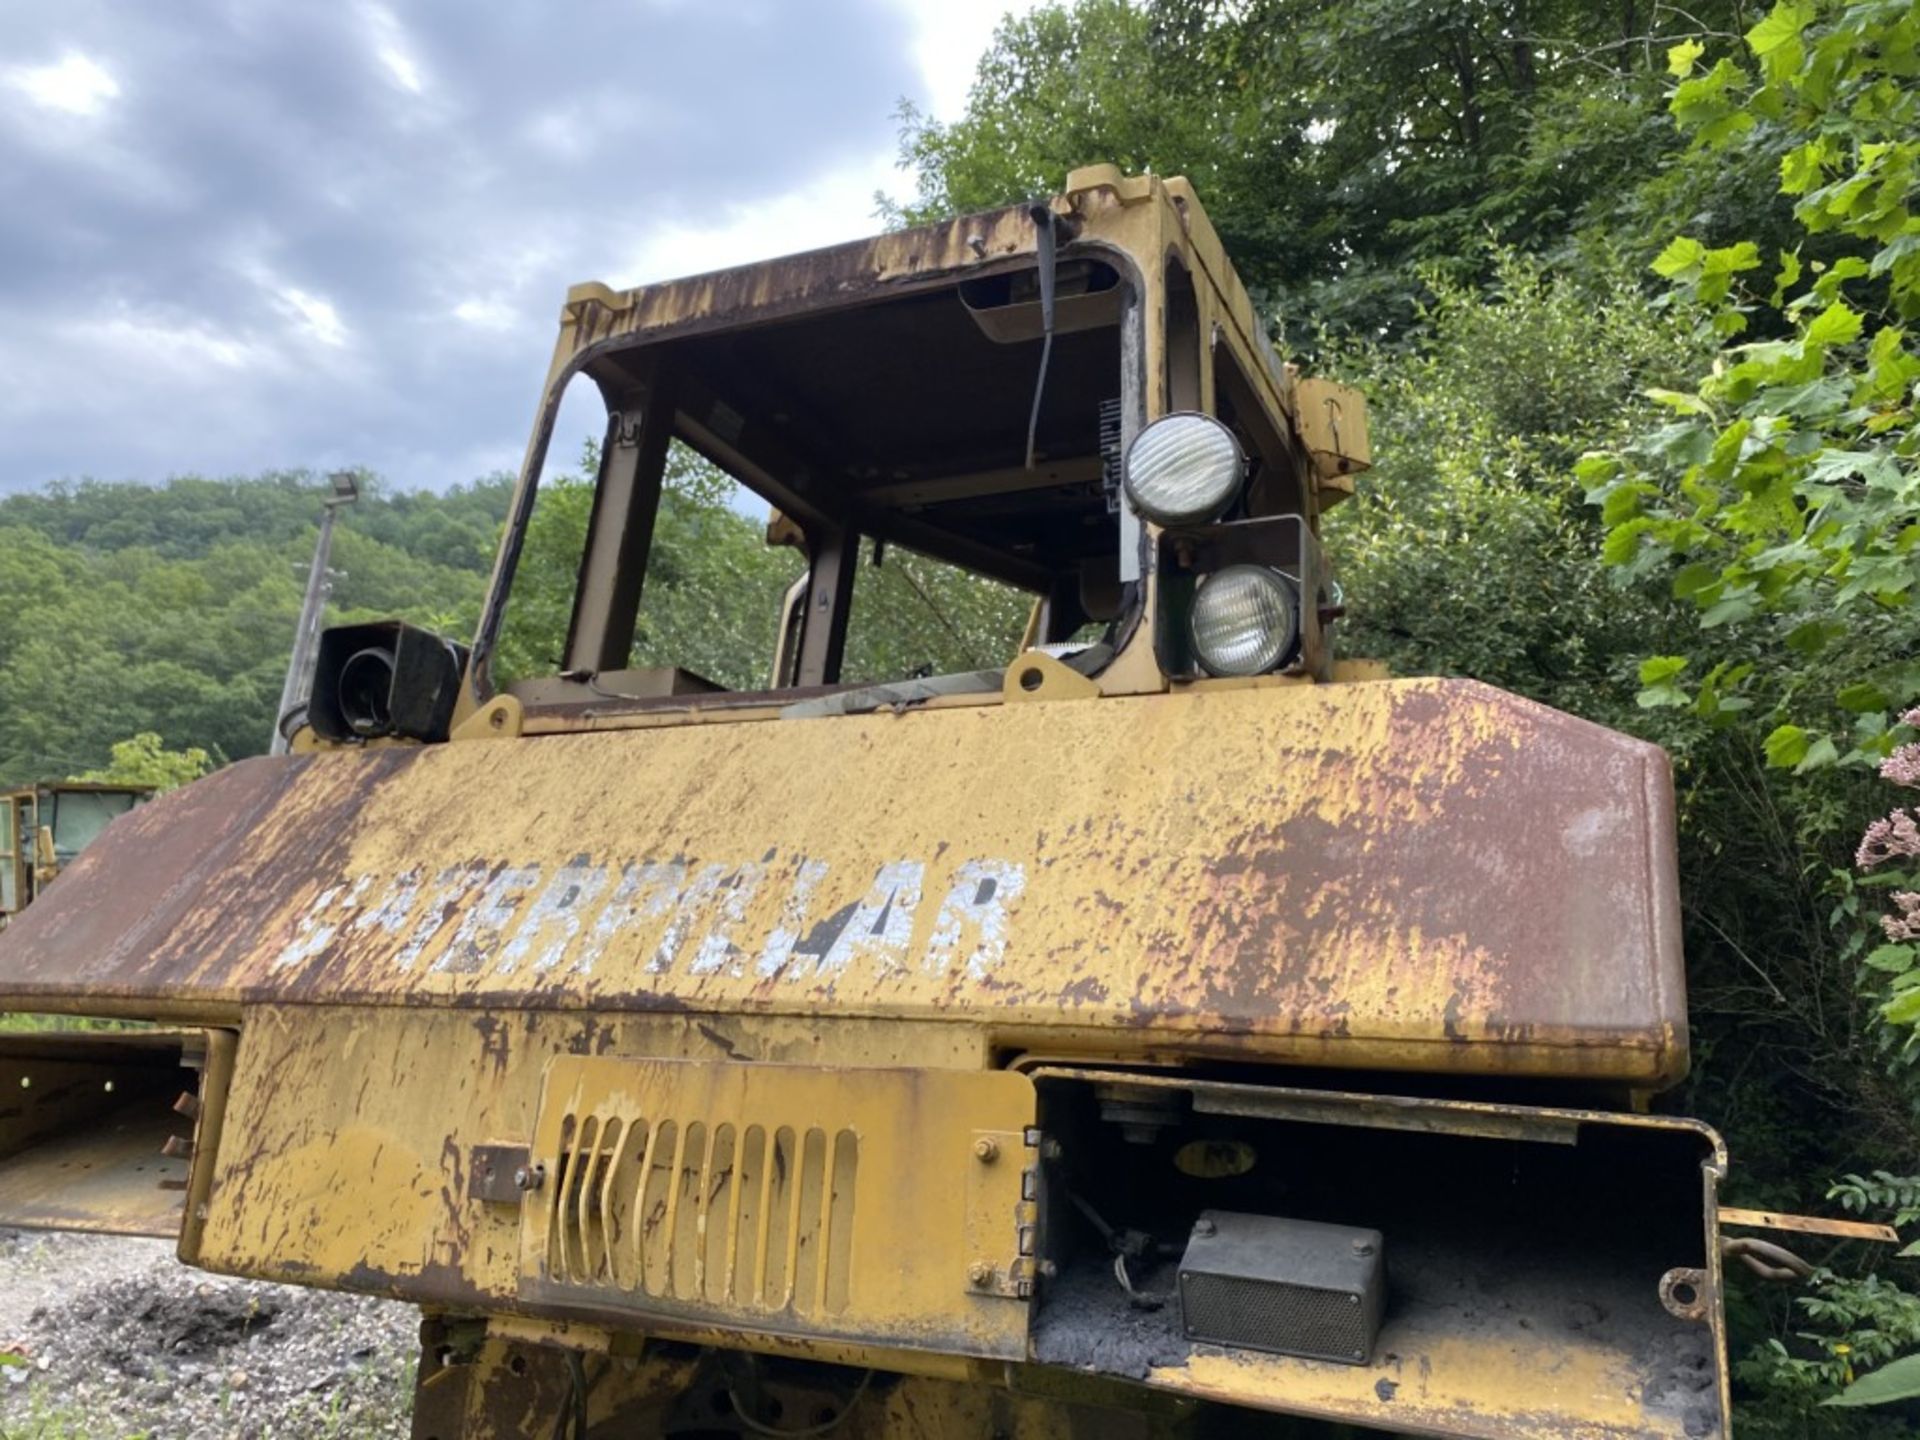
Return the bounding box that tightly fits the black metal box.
[309,620,468,744]
[1177,1210,1385,1365]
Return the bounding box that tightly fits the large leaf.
[1805,301,1864,348]
[1826,1352,1920,1406]
[1652,236,1707,281]
[1745,1,1815,83]
[1764,724,1810,768]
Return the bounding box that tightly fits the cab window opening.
[1165,257,1202,415]
[493,388,806,696]
[1214,336,1308,521]
[488,256,1138,710]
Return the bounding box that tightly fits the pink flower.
[1883,892,1920,942]
[1859,809,1920,869]
[1882,744,1920,788]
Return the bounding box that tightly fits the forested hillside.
[0,450,1030,781]
[0,474,505,779]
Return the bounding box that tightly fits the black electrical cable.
[547,1350,591,1440]
[1024,202,1058,471]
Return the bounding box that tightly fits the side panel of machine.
[190,1006,1032,1358]
[0,679,1686,1081]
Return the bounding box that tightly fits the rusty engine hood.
[0,679,1686,1083]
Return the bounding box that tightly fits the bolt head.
[967,1261,994,1286]
[513,1164,544,1192]
[1192,1218,1216,1238]
[1351,1238,1376,1257]
[973,1136,1000,1163]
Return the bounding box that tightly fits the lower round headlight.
[1189,565,1299,676]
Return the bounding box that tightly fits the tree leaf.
[1652,236,1707,281]
[1667,38,1705,77]
[1644,387,1713,415]
[1764,724,1810,768]
[1637,654,1693,707]
[1746,2,1814,83]
[1863,944,1915,974]
[1672,563,1721,600]
[1794,735,1840,773]
[1806,301,1864,347]
[1781,145,1824,196]
[1704,242,1763,277]
[1771,246,1805,303]
[1838,682,1891,714]
[1701,594,1758,627]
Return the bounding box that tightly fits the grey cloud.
[0,0,920,492]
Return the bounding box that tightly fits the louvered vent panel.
[546,1107,858,1317]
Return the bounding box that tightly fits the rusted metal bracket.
[1718,1206,1899,1244]
[450,693,523,743]
[1002,652,1098,704]
[1659,1267,1710,1321]
[964,1127,1040,1299]
[470,1144,533,1205]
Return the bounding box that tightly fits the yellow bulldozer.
[0,168,1868,1438]
[0,780,150,930]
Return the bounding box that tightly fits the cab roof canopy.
[554,201,1136,593]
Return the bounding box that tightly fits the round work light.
[1189,565,1299,676]
[1122,412,1245,525]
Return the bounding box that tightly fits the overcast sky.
[0,1,1036,495]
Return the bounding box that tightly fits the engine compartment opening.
[1027,1069,1724,1440]
[0,1028,227,1240]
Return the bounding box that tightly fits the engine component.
[1177,1210,1385,1366]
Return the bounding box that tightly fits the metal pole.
[270,499,344,756]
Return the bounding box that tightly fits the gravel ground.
[0,1228,419,1440]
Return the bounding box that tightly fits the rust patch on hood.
[0,679,1687,1084]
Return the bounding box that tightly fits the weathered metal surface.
[1718,1206,1901,1243]
[1024,1065,1729,1440]
[0,1104,185,1236]
[1025,1067,1723,1154]
[0,169,1715,1440]
[519,1055,1035,1358]
[415,1334,1173,1440]
[0,678,1685,1082]
[189,1004,993,1308]
[199,1007,1032,1360]
[468,1143,532,1206]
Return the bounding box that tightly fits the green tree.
[0,471,501,782]
[1579,1,1920,1422]
[890,0,1769,340]
[1587,0,1920,997]
[73,732,213,792]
